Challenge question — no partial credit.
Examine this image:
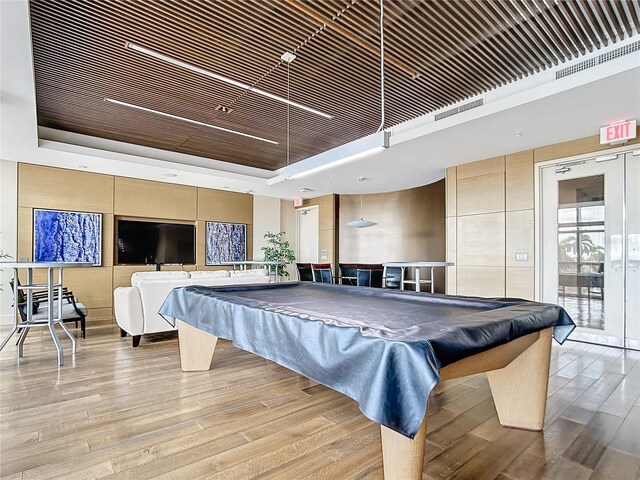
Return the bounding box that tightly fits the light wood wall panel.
[339,183,445,291]
[446,217,456,295]
[506,210,534,268]
[456,156,504,179]
[446,167,456,218]
[318,195,335,231]
[18,164,114,213]
[506,267,534,300]
[197,189,253,224]
[16,164,256,324]
[114,178,197,220]
[445,132,635,302]
[457,213,505,267]
[446,266,456,295]
[457,266,505,297]
[506,150,534,211]
[456,173,505,216]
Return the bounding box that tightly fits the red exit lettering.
[606,123,630,141]
[600,120,637,144]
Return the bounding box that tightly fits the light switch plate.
[515,252,529,262]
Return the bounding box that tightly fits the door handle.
[629,234,640,271]
[611,235,623,271]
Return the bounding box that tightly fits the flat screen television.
[116,220,195,265]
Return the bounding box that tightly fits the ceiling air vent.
[556,40,640,80]
[435,98,483,121]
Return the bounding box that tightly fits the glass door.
[540,150,639,348]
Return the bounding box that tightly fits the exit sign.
[600,120,637,144]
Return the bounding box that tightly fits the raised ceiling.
[29,0,640,171]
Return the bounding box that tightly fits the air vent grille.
[435,98,484,121]
[556,41,640,79]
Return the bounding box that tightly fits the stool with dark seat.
[312,263,333,284]
[296,263,314,282]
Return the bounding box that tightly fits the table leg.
[414,267,420,292]
[0,269,19,352]
[486,328,552,430]
[47,268,64,366]
[177,320,218,371]
[58,321,77,354]
[430,266,435,294]
[381,410,428,480]
[17,326,30,357]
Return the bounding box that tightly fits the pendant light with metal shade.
[347,0,385,229]
[347,177,377,228]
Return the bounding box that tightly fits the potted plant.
[261,231,295,279]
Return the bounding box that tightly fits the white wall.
[252,195,281,260]
[0,160,18,324]
[280,200,296,279]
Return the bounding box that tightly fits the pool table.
[160,282,574,479]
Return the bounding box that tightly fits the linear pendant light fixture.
[269,0,389,185]
[104,98,279,144]
[125,42,333,119]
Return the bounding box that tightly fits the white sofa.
[114,269,270,346]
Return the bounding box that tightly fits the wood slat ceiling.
[29,0,640,171]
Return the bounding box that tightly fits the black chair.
[383,266,403,289]
[296,263,314,282]
[339,264,358,285]
[10,279,87,338]
[312,263,333,283]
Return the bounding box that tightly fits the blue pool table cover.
[159,282,575,438]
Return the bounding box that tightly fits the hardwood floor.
[1,320,639,480]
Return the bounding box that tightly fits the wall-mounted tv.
[116,220,195,265]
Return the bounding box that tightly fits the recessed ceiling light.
[221,186,230,189]
[77,165,88,169]
[299,187,313,192]
[125,42,333,119]
[515,132,522,137]
[161,173,177,178]
[245,189,253,194]
[215,105,234,114]
[105,98,279,145]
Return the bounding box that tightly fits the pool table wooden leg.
[486,327,553,431]
[177,320,218,372]
[380,411,428,480]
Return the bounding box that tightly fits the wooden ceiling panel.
[29,0,640,171]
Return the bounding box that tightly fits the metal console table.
[382,262,454,293]
[0,261,92,366]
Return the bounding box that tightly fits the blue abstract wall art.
[33,209,102,266]
[205,222,246,265]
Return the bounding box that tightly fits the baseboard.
[0,313,14,326]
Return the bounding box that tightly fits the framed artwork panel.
[33,208,103,266]
[205,221,247,265]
